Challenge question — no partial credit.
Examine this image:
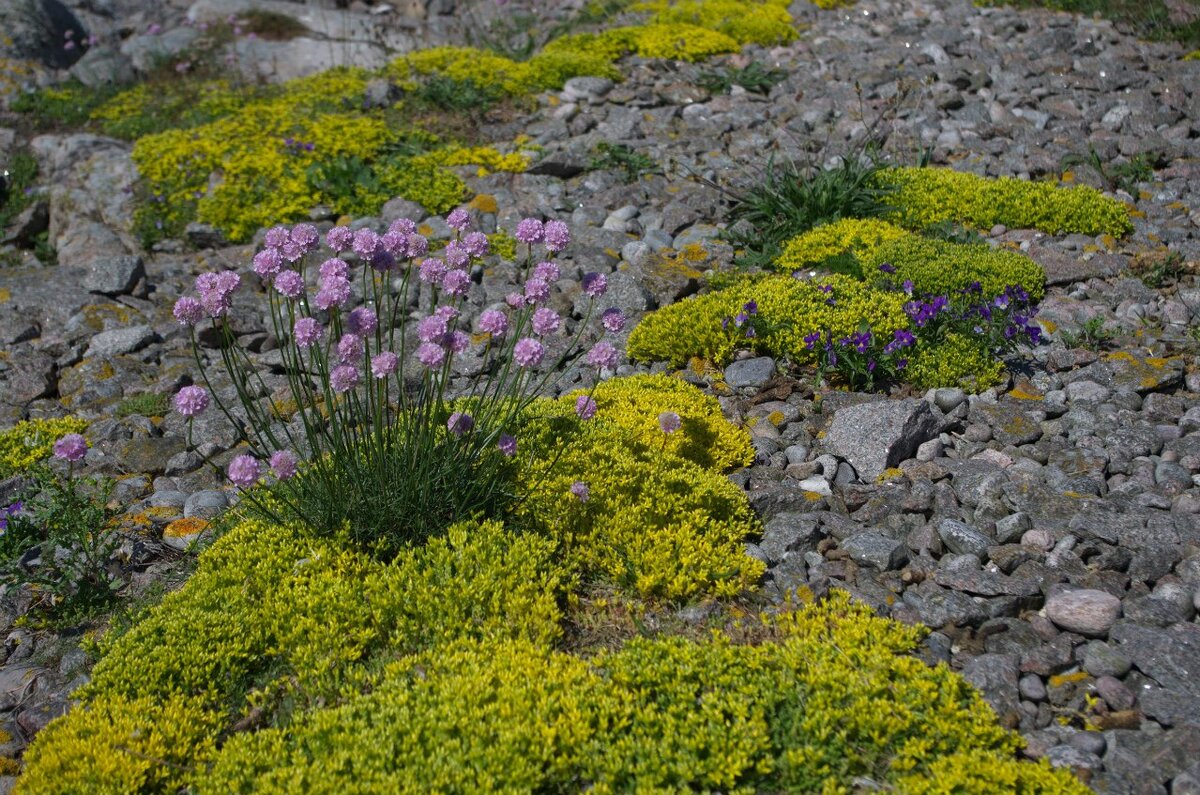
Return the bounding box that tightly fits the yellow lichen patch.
[1048,671,1091,689]
[0,287,10,304]
[467,193,499,213]
[1007,384,1044,401]
[163,517,210,539]
[876,468,906,484]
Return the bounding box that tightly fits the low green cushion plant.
[870,234,1047,302]
[875,166,1134,237]
[775,217,913,274]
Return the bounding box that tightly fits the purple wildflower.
[174,385,209,417]
[658,411,682,435]
[497,433,517,457]
[315,277,351,311]
[347,307,378,337]
[570,481,590,502]
[575,395,597,420]
[543,220,570,253]
[173,296,204,326]
[446,208,470,232]
[388,218,417,236]
[531,307,561,336]
[280,240,305,263]
[448,331,470,354]
[330,364,360,394]
[406,235,428,259]
[228,454,262,489]
[270,450,298,481]
[417,342,445,368]
[878,262,896,274]
[513,338,545,368]
[290,223,320,252]
[371,351,399,378]
[601,308,625,333]
[447,412,474,437]
[352,228,380,260]
[443,242,470,269]
[581,272,607,297]
[337,334,364,364]
[514,218,544,244]
[274,270,305,300]
[253,248,283,279]
[326,226,354,253]
[419,258,448,284]
[381,231,408,257]
[506,292,526,308]
[442,269,472,297]
[319,258,348,281]
[478,309,508,336]
[418,314,449,344]
[587,341,618,370]
[293,317,323,349]
[53,433,88,463]
[462,232,489,258]
[533,261,560,283]
[524,278,550,305]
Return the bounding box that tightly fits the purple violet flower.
[531,307,561,336]
[330,364,360,393]
[174,297,204,326]
[581,272,607,298]
[658,411,681,435]
[601,308,625,333]
[478,309,508,337]
[293,317,323,349]
[498,433,517,457]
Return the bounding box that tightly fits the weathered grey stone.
[68,46,135,88]
[1110,622,1200,696]
[83,255,144,296]
[1044,589,1122,636]
[823,399,939,483]
[184,490,229,520]
[961,653,1021,724]
[937,518,993,558]
[724,356,775,389]
[842,532,908,570]
[85,325,158,358]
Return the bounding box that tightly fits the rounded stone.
[1044,589,1122,637]
[723,357,776,389]
[184,490,229,520]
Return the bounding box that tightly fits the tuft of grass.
[1061,146,1159,196]
[721,155,894,269]
[1059,316,1118,350]
[236,9,310,41]
[1132,250,1196,288]
[10,81,123,131]
[411,74,502,114]
[976,0,1200,49]
[115,392,171,419]
[697,60,787,95]
[588,142,658,183]
[0,149,39,229]
[921,219,988,246]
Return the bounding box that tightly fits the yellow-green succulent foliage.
[876,166,1134,237]
[518,397,762,600]
[775,217,913,272]
[906,331,1006,392]
[634,0,798,46]
[0,416,88,477]
[627,273,909,367]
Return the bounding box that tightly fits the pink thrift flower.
[326,226,353,253]
[388,218,417,236]
[575,395,597,420]
[417,342,445,368]
[195,272,219,294]
[315,277,351,311]
[280,240,305,263]
[53,433,87,463]
[270,450,298,480]
[200,290,232,318]
[264,226,290,248]
[505,292,525,308]
[601,308,625,333]
[443,242,470,269]
[274,270,305,300]
[448,331,470,354]
[417,314,448,344]
[419,258,448,284]
[462,232,489,258]
[294,317,323,349]
[253,248,283,279]
[228,454,262,489]
[478,309,507,336]
[523,278,550,305]
[587,341,618,370]
[174,385,209,417]
[337,334,364,363]
[533,261,560,283]
[371,351,398,378]
[658,411,682,435]
[531,307,560,336]
[570,481,590,502]
[446,208,470,231]
[173,296,204,326]
[369,250,396,272]
[513,338,544,368]
[215,270,241,296]
[543,220,570,253]
[330,364,360,393]
[291,223,320,251]
[352,228,380,260]
[347,306,378,337]
[406,234,428,258]
[582,272,608,297]
[514,218,544,244]
[497,433,517,456]
[447,412,474,437]
[435,305,459,322]
[319,258,348,281]
[442,269,472,297]
[381,231,408,256]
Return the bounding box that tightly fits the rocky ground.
[2,0,1200,793]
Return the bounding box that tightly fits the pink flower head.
[658,411,682,435]
[587,341,618,370]
[514,218,544,244]
[270,450,298,481]
[417,314,449,344]
[274,270,305,300]
[369,250,396,272]
[462,232,489,258]
[570,481,590,502]
[419,257,448,284]
[228,454,262,489]
[582,272,608,298]
[264,226,290,248]
[174,385,209,417]
[478,309,507,337]
[381,231,408,257]
[330,364,360,394]
[435,305,459,322]
[575,395,597,420]
[533,261,560,283]
[371,351,398,378]
[601,308,625,333]
[200,290,232,318]
[53,433,87,463]
[505,292,526,309]
[352,228,380,260]
[443,242,470,270]
[215,270,241,296]
[513,338,544,368]
[147,23,162,35]
[319,258,349,281]
[347,306,378,337]
[442,269,472,297]
[446,208,470,232]
[531,307,561,336]
[406,235,428,258]
[337,333,364,363]
[448,330,470,354]
[498,433,517,456]
[447,412,474,437]
[290,223,320,252]
[523,278,550,305]
[253,248,283,279]
[280,240,305,263]
[326,226,354,253]
[543,220,570,253]
[173,296,204,326]
[388,218,417,236]
[293,317,323,349]
[315,277,351,311]
[417,342,445,368]
[195,272,219,294]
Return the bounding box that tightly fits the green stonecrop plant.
[0,417,89,478]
